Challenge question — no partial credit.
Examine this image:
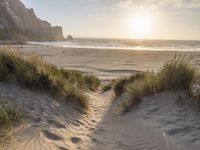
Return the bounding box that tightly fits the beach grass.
[60,69,100,92]
[102,84,112,93]
[115,54,198,111]
[0,105,21,129]
[0,104,22,146]
[0,48,100,109]
[83,75,100,92]
[158,54,197,90]
[101,80,116,93]
[114,73,146,96]
[190,73,200,100]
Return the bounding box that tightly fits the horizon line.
[65,36,200,42]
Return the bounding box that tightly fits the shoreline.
[27,42,200,52]
[1,44,200,82]
[16,44,200,79]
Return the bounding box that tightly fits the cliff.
[0,0,64,41]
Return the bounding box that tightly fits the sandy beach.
[0,45,199,150]
[1,0,200,149]
[17,45,200,81]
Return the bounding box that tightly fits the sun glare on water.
[131,13,154,39]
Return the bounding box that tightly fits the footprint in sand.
[47,119,66,129]
[31,124,40,127]
[42,130,62,141]
[58,147,69,150]
[32,117,41,123]
[71,137,82,144]
[91,119,97,123]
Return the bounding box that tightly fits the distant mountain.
[0,0,64,41]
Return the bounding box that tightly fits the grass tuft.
[116,54,198,112]
[114,73,146,96]
[0,105,22,147]
[60,69,100,92]
[0,48,100,109]
[101,80,117,93]
[0,105,21,129]
[84,75,100,92]
[158,54,197,90]
[102,84,112,93]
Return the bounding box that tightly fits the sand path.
[0,82,176,150]
[0,83,114,150]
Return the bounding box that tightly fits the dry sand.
[16,45,200,81]
[0,83,176,150]
[0,45,200,150]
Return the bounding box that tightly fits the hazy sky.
[22,0,200,40]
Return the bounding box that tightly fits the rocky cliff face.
[0,0,64,41]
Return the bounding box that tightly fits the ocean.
[29,38,200,51]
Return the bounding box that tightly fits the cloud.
[117,0,200,10]
[187,0,200,9]
[117,0,133,8]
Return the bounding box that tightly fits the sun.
[131,13,154,39]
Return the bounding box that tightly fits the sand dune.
[0,83,162,150]
[0,83,114,150]
[1,83,198,150]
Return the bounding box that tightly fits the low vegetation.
[0,105,21,129]
[0,48,100,109]
[0,105,22,145]
[158,55,197,90]
[101,73,146,94]
[60,70,100,92]
[190,73,200,100]
[113,54,199,112]
[114,73,146,96]
[102,83,113,93]
[101,80,116,93]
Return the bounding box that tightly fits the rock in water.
[66,35,73,40]
[0,0,64,41]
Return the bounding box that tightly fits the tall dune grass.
[114,73,146,96]
[0,105,22,146]
[0,48,100,109]
[102,83,113,93]
[0,105,21,129]
[115,54,198,111]
[190,72,200,100]
[60,69,100,92]
[158,54,197,90]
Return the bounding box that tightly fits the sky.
[22,0,200,40]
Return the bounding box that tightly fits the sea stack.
[66,35,73,40]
